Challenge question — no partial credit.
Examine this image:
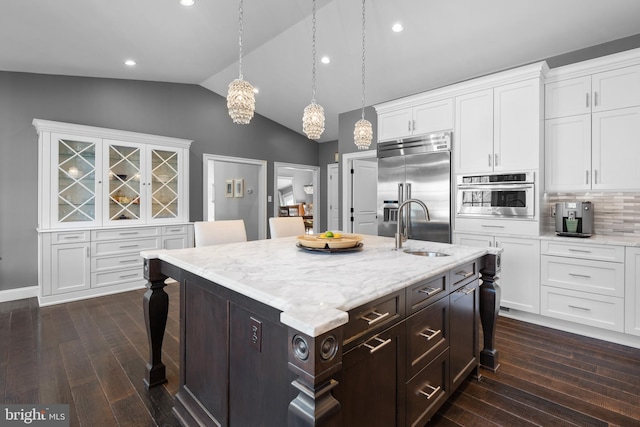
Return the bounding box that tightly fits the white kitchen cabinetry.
[545,65,640,119]
[454,78,543,174]
[540,241,625,332]
[377,98,453,142]
[544,50,640,192]
[34,119,193,306]
[625,247,640,336]
[454,233,540,314]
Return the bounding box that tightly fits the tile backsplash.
[543,192,640,237]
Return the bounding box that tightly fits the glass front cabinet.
[35,119,193,305]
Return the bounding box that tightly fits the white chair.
[194,220,247,247]
[269,216,305,238]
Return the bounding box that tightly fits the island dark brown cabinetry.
[142,241,497,427]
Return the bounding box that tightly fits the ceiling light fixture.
[321,56,331,64]
[392,22,404,33]
[124,59,136,66]
[354,0,373,150]
[179,0,195,6]
[226,0,255,124]
[302,0,325,140]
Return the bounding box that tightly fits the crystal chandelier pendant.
[227,78,255,124]
[303,102,325,140]
[354,118,373,150]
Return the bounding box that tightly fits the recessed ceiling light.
[253,87,259,94]
[180,0,195,6]
[321,56,331,64]
[124,59,136,66]
[392,23,404,33]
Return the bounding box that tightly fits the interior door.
[352,159,378,235]
[327,164,339,231]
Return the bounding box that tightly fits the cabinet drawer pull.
[119,244,140,249]
[586,170,589,185]
[481,224,504,229]
[418,286,441,297]
[488,154,491,167]
[568,304,591,311]
[363,336,392,354]
[586,92,589,108]
[455,270,474,279]
[119,273,139,279]
[568,248,591,254]
[168,228,182,232]
[119,231,139,236]
[459,286,475,295]
[568,273,591,279]
[63,235,80,239]
[360,310,390,326]
[418,384,441,400]
[418,328,441,341]
[119,259,139,264]
[569,304,591,311]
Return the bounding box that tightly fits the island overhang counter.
[141,234,501,427]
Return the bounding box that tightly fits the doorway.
[273,162,320,234]
[341,150,377,234]
[203,154,267,240]
[327,163,339,231]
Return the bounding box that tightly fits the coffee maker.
[555,201,593,237]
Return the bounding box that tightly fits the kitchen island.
[141,234,500,426]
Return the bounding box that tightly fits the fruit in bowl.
[319,231,342,239]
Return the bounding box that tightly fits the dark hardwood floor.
[1,283,639,426]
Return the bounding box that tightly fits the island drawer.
[343,291,404,348]
[540,241,624,263]
[450,261,478,289]
[541,255,624,297]
[407,273,448,313]
[540,286,624,332]
[406,297,449,378]
[406,348,449,427]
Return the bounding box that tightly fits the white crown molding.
[32,119,193,148]
[545,47,640,83]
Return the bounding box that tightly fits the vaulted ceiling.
[3,0,640,141]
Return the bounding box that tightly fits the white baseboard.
[0,286,39,303]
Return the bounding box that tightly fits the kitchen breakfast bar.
[141,235,501,426]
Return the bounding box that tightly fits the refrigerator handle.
[406,183,412,238]
[398,183,404,205]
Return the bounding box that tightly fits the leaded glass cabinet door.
[148,146,183,223]
[104,141,145,226]
[51,133,102,228]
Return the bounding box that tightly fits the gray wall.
[0,71,318,291]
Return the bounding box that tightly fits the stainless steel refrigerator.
[377,132,452,244]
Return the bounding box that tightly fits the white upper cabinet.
[35,119,192,230]
[455,78,543,174]
[546,65,640,119]
[544,49,640,191]
[377,98,453,142]
[454,89,493,173]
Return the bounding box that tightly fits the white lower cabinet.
[625,248,640,336]
[540,240,625,332]
[454,233,540,314]
[39,224,192,305]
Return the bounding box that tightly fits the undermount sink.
[402,249,450,257]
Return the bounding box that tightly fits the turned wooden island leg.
[143,258,169,388]
[480,253,501,372]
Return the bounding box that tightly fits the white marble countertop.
[141,234,489,337]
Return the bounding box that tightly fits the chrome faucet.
[395,198,430,250]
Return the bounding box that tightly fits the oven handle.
[457,184,534,191]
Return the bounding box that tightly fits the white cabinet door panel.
[454,89,493,174]
[625,248,640,336]
[378,109,412,142]
[496,237,540,314]
[591,65,640,112]
[592,106,640,190]
[544,76,591,119]
[541,256,624,297]
[544,115,591,192]
[413,98,454,135]
[51,243,91,294]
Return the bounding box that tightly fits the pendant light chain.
[360,0,366,120]
[353,0,373,150]
[311,0,317,103]
[238,0,244,79]
[302,0,325,140]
